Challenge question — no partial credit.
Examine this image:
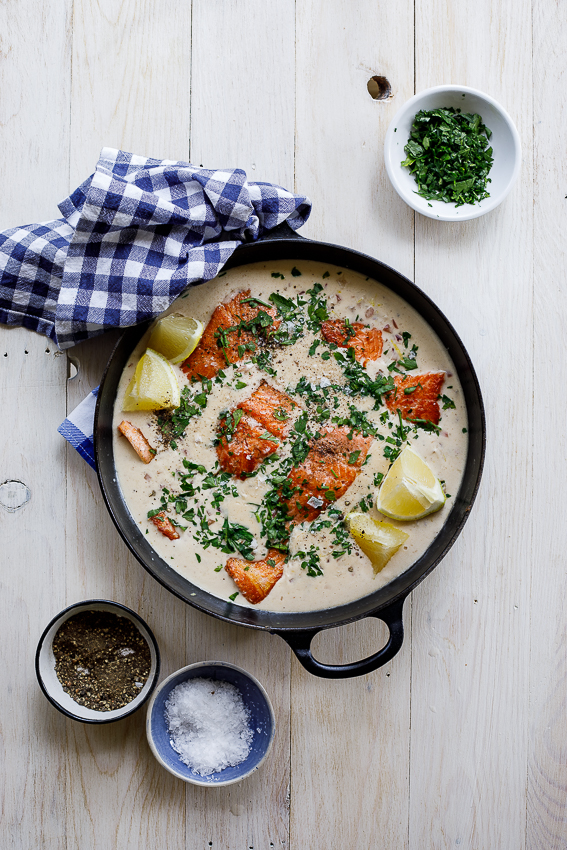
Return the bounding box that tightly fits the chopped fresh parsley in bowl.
[401,107,494,207]
[384,85,521,222]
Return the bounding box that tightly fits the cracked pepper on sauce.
[112,260,468,613]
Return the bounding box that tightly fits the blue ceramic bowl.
[146,661,275,786]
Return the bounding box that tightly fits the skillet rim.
[94,232,485,633]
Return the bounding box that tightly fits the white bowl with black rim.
[35,599,160,723]
[384,84,521,222]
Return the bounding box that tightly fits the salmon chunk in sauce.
[216,381,298,478]
[181,290,279,381]
[320,319,383,365]
[385,372,445,426]
[238,379,298,439]
[285,426,373,523]
[216,413,279,479]
[225,550,286,604]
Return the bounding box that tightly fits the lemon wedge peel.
[122,348,181,411]
[345,513,409,575]
[376,444,446,522]
[147,314,204,364]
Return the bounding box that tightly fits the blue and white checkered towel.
[0,147,311,466]
[0,147,311,349]
[58,388,99,469]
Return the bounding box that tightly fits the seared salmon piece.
[238,380,298,439]
[118,420,155,464]
[225,549,285,604]
[216,414,278,479]
[321,319,383,365]
[286,426,373,522]
[216,381,297,477]
[150,511,180,540]
[181,290,279,380]
[385,372,445,425]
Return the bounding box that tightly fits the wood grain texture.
[190,0,296,188]
[0,3,71,847]
[294,0,415,279]
[410,1,533,848]
[292,2,414,847]
[69,0,192,186]
[527,1,567,847]
[0,1,71,225]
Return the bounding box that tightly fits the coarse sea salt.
[164,678,253,776]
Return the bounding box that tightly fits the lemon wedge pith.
[122,348,181,411]
[345,513,409,574]
[376,444,445,521]
[147,314,204,364]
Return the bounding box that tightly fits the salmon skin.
[216,380,297,478]
[321,319,383,365]
[385,372,445,425]
[181,290,279,381]
[225,549,285,604]
[286,426,373,523]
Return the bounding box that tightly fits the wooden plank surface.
[0,0,563,847]
[409,2,533,848]
[528,1,567,848]
[0,3,71,846]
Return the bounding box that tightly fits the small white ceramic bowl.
[146,661,275,786]
[36,600,160,723]
[384,85,521,221]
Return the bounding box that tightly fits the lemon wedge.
[123,348,181,411]
[345,513,409,574]
[376,444,445,521]
[147,314,204,364]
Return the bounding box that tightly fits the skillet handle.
[272,597,406,679]
[258,220,307,241]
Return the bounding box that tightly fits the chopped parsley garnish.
[402,107,494,206]
[306,283,330,331]
[272,406,290,421]
[157,380,212,443]
[440,394,456,410]
[217,408,244,443]
[252,348,277,376]
[294,545,323,577]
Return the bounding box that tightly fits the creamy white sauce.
[112,260,468,613]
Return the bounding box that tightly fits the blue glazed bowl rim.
[146,661,275,786]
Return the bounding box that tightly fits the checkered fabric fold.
[0,147,311,349]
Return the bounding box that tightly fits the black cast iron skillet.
[94,224,485,679]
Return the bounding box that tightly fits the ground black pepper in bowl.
[52,610,152,711]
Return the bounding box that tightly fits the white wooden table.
[1,2,564,848]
